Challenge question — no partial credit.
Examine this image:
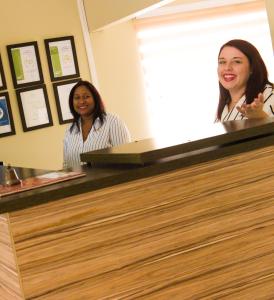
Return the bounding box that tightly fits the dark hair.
[216,39,272,120]
[68,80,106,132]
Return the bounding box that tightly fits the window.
[135,0,274,139]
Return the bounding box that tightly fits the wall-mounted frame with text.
[16,85,53,132]
[0,92,16,138]
[52,78,80,124]
[7,41,44,89]
[44,36,80,82]
[0,55,7,91]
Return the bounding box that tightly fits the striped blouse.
[221,84,274,122]
[63,113,131,168]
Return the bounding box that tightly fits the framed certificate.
[0,55,7,91]
[7,41,44,89]
[44,36,80,81]
[0,92,16,137]
[16,85,53,131]
[52,78,79,124]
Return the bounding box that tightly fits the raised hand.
[236,93,268,119]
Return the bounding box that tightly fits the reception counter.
[1,118,274,299]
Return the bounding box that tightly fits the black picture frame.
[0,55,7,91]
[7,41,44,89]
[0,92,16,138]
[16,84,53,132]
[53,78,80,124]
[44,36,80,82]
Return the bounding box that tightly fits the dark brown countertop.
[81,118,274,165]
[1,118,274,214]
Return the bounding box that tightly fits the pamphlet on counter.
[0,171,85,197]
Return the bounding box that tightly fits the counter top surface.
[81,117,274,165]
[1,118,274,213]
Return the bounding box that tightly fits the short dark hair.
[68,80,106,132]
[216,39,272,120]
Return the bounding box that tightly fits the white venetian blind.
[135,0,274,139]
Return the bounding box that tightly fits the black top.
[81,118,274,165]
[1,118,274,214]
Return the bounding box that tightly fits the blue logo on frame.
[0,98,10,126]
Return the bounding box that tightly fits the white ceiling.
[138,0,258,18]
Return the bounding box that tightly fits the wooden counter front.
[1,144,274,299]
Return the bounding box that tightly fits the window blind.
[134,0,273,139]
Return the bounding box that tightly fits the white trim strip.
[76,0,100,89]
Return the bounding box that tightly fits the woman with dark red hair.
[216,39,274,122]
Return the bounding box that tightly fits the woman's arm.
[236,92,268,119]
[63,130,70,169]
[109,115,131,146]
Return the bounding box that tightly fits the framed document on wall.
[0,92,16,137]
[0,55,7,91]
[7,41,44,89]
[53,78,79,124]
[16,85,53,132]
[44,36,80,81]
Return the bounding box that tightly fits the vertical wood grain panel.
[0,214,24,300]
[8,145,274,299]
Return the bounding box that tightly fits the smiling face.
[72,85,95,118]
[218,46,251,98]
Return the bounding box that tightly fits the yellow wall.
[265,0,274,50]
[89,0,274,147]
[1,0,273,170]
[90,20,151,141]
[0,0,155,170]
[0,0,91,170]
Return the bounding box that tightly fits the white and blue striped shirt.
[221,84,274,122]
[63,113,131,168]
